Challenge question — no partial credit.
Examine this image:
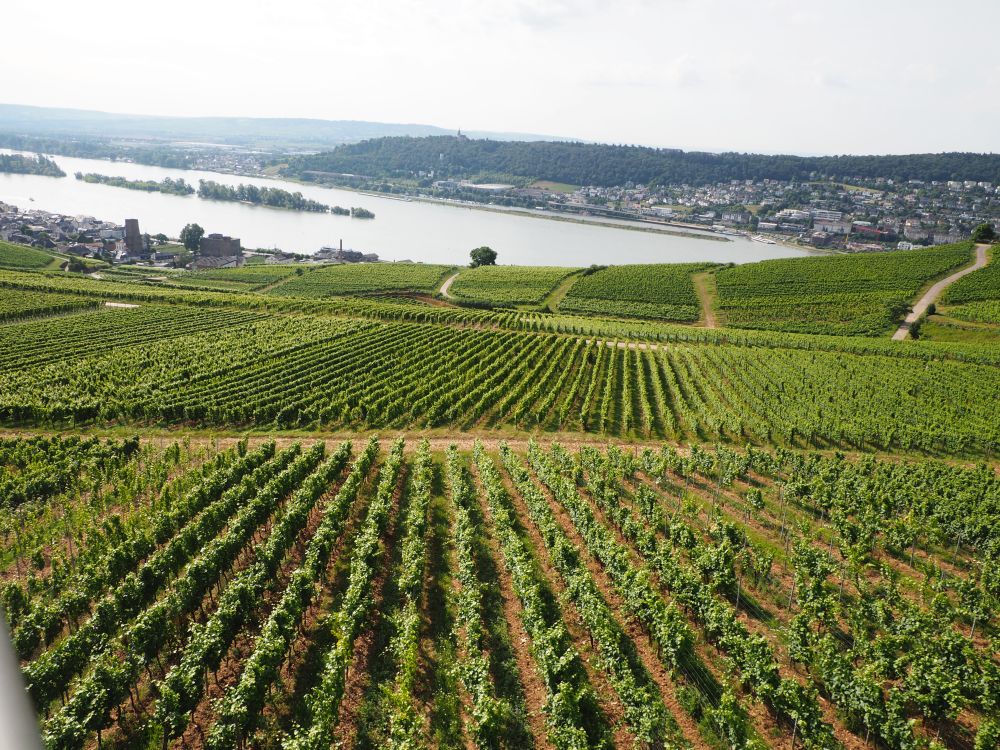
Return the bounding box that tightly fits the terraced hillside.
[263,262,455,297]
[0,241,58,270]
[2,239,999,750]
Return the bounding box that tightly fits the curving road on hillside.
[439,272,460,299]
[891,243,989,341]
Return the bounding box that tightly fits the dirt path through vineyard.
[692,271,719,328]
[892,243,988,340]
[439,271,461,299]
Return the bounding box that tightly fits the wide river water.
[0,151,812,266]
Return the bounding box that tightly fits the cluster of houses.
[418,175,994,252]
[0,202,249,268]
[0,202,162,261]
[541,177,994,251]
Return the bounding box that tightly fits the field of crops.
[560,263,716,321]
[945,301,1000,324]
[265,263,455,297]
[3,435,996,750]
[448,265,579,306]
[192,265,303,288]
[0,289,99,322]
[942,249,999,304]
[936,249,1000,325]
[91,267,281,294]
[0,241,56,269]
[715,244,974,335]
[0,306,997,454]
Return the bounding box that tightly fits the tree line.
[75,173,194,195]
[0,153,65,177]
[0,133,196,170]
[281,135,1000,187]
[196,180,331,212]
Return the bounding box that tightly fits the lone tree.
[469,246,497,268]
[971,222,997,243]
[180,223,205,253]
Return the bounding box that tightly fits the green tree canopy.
[971,222,996,243]
[179,223,205,252]
[469,246,497,268]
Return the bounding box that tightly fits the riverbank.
[0,150,813,265]
[396,193,732,241]
[263,167,732,241]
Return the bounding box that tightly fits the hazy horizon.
[3,0,998,155]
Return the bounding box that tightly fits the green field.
[560,263,716,321]
[0,289,99,322]
[715,243,974,335]
[0,241,57,270]
[265,262,455,297]
[192,265,302,286]
[917,318,1000,344]
[0,278,996,453]
[944,300,1000,324]
[940,247,999,313]
[448,265,580,306]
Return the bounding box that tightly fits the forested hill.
[281,136,1000,187]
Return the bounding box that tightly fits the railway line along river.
[0,151,814,266]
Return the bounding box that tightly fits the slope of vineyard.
[7,265,1000,371]
[3,435,996,750]
[448,265,581,306]
[264,262,455,297]
[0,308,997,454]
[0,241,57,270]
[560,262,715,321]
[2,243,999,748]
[715,243,974,335]
[937,248,1000,323]
[191,264,303,287]
[0,290,99,322]
[941,247,999,304]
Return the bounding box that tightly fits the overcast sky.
[4,0,998,154]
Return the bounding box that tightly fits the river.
[0,152,812,266]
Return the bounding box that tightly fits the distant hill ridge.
[0,103,571,149]
[282,136,1000,187]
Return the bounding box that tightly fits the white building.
[811,209,843,222]
[813,218,852,235]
